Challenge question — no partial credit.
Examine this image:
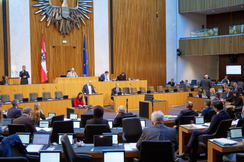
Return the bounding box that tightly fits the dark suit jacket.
[233,86,242,94]
[12,115,37,134]
[19,70,30,84]
[167,82,175,86]
[200,79,211,90]
[225,91,233,102]
[136,123,178,153]
[111,87,122,95]
[113,112,133,127]
[82,109,94,115]
[84,118,111,135]
[7,107,22,118]
[82,84,96,94]
[237,118,244,127]
[99,73,108,81]
[204,110,230,134]
[175,109,198,125]
[231,97,243,106]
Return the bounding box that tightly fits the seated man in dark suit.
[201,99,214,121]
[111,83,122,96]
[233,83,242,94]
[177,101,230,162]
[167,78,175,86]
[113,105,133,127]
[221,86,233,102]
[173,101,198,129]
[7,99,22,118]
[12,107,37,134]
[82,105,94,115]
[84,106,111,135]
[99,71,109,81]
[136,111,178,158]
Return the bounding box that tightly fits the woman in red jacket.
[74,92,84,107]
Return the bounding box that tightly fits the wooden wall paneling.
[111,0,166,88]
[0,0,4,77]
[29,0,94,84]
[6,0,10,77]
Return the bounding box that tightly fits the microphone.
[13,89,16,93]
[55,87,58,90]
[43,87,45,91]
[126,99,128,113]
[151,97,154,112]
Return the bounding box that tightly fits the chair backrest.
[29,93,38,101]
[55,91,63,99]
[71,98,75,107]
[165,85,172,91]
[213,119,232,138]
[50,115,64,127]
[148,86,155,93]
[205,110,216,122]
[226,107,233,118]
[42,92,52,100]
[0,157,29,162]
[157,86,164,93]
[84,124,109,143]
[139,140,174,162]
[144,94,154,101]
[123,87,130,94]
[130,87,137,94]
[140,87,146,93]
[51,121,74,143]
[175,85,180,91]
[0,94,10,103]
[183,85,189,91]
[122,117,142,142]
[235,107,243,113]
[191,80,197,85]
[61,134,77,162]
[236,153,244,162]
[80,115,94,127]
[234,112,242,120]
[179,116,196,125]
[122,115,137,119]
[14,94,23,102]
[237,81,243,87]
[8,124,26,135]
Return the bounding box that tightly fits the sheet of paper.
[129,143,137,149]
[124,144,133,151]
[26,145,43,152]
[213,138,237,145]
[193,125,208,129]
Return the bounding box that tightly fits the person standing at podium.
[19,65,30,84]
[82,80,97,105]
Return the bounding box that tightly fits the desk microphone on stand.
[151,97,154,112]
[126,99,128,113]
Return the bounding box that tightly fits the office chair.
[8,124,26,135]
[165,85,172,92]
[14,93,24,102]
[122,117,142,142]
[71,98,75,107]
[122,114,137,119]
[29,93,38,101]
[50,115,64,127]
[42,92,52,100]
[0,157,29,162]
[123,87,130,94]
[205,110,216,122]
[226,107,233,119]
[50,120,74,143]
[134,140,175,162]
[0,94,11,103]
[55,91,63,99]
[148,86,155,93]
[234,112,243,120]
[140,87,147,93]
[157,86,164,93]
[61,134,92,162]
[131,87,137,94]
[84,124,109,143]
[80,114,93,127]
[199,119,232,149]
[67,69,71,74]
[178,116,196,125]
[236,153,244,162]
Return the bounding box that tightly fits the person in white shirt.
[82,80,97,104]
[67,68,78,77]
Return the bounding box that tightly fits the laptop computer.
[58,133,74,145]
[73,121,80,128]
[39,120,49,128]
[39,151,61,162]
[230,127,243,139]
[17,132,31,145]
[63,95,68,99]
[189,93,193,97]
[26,132,51,152]
[94,135,113,147]
[102,133,119,146]
[118,92,122,96]
[137,91,141,94]
[23,98,29,103]
[195,116,204,125]
[140,119,146,129]
[69,113,78,120]
[103,151,125,162]
[48,113,56,118]
[2,118,12,126]
[37,97,42,101]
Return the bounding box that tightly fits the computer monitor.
[2,118,12,126]
[218,89,223,93]
[117,75,126,81]
[94,135,113,147]
[103,133,119,145]
[17,132,31,144]
[230,128,243,139]
[70,113,78,120]
[73,121,80,128]
[48,113,56,118]
[140,119,146,128]
[58,133,74,145]
[195,117,204,125]
[32,133,50,145]
[103,151,125,162]
[40,151,61,162]
[39,120,49,128]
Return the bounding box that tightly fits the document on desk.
[26,145,43,152]
[129,143,137,150]
[124,144,133,151]
[213,138,237,146]
[232,120,238,126]
[36,127,53,132]
[193,125,208,129]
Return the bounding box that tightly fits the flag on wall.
[83,35,89,76]
[41,33,48,83]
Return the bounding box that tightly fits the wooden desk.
[8,78,20,85]
[54,77,99,83]
[208,139,243,162]
[187,96,206,112]
[2,99,71,117]
[85,93,103,106]
[179,125,206,155]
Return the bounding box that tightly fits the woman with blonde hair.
[32,102,46,126]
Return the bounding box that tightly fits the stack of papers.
[124,143,137,151]
[213,138,237,146]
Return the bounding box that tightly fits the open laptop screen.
[58,134,73,145]
[48,113,56,118]
[230,128,242,139]
[73,121,80,128]
[40,151,61,162]
[2,118,12,126]
[140,120,146,128]
[195,117,204,125]
[103,151,125,162]
[39,120,49,128]
[70,113,78,120]
[17,133,31,144]
[32,133,50,145]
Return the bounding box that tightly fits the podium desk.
[54,77,99,83]
[139,100,169,119]
[8,78,20,85]
[187,96,206,112]
[84,93,103,106]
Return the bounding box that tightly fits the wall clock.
[33,0,92,34]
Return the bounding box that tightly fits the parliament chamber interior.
[1,0,244,162]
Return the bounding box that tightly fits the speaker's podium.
[139,94,169,119]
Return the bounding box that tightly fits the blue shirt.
[201,107,214,120]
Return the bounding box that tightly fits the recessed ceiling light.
[212,10,214,12]
[241,6,243,8]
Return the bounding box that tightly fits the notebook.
[39,120,49,128]
[103,151,125,162]
[17,132,31,144]
[58,133,74,145]
[26,132,50,152]
[40,151,61,162]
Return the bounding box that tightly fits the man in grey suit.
[67,68,78,77]
[136,111,178,157]
[200,74,211,90]
[82,105,94,115]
